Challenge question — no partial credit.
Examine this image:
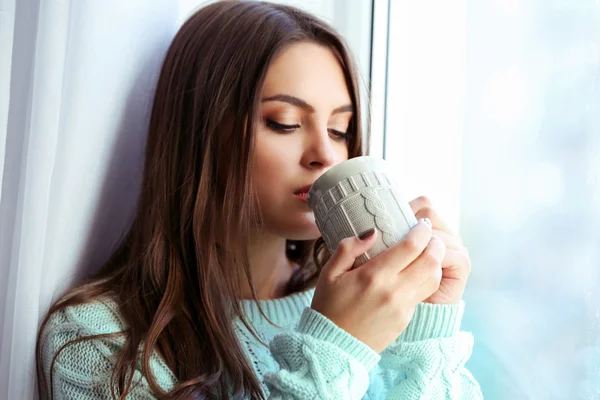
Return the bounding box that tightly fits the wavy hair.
[36,1,367,398]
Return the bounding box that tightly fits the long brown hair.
[36,1,367,398]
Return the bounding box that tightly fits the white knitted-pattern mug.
[308,156,418,268]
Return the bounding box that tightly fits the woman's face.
[252,41,353,240]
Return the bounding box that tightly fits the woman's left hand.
[409,196,472,305]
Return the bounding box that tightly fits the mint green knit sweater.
[40,287,483,399]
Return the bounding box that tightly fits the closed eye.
[328,129,349,140]
[266,119,300,133]
[266,118,351,140]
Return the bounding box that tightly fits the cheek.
[252,133,296,197]
[254,157,284,199]
[254,141,288,181]
[337,142,350,161]
[255,143,288,171]
[328,140,350,166]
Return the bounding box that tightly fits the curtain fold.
[0,1,373,398]
[0,1,179,398]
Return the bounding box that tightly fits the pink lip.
[293,184,312,203]
[294,184,313,194]
[294,192,308,202]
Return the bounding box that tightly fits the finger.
[432,229,463,250]
[409,195,434,215]
[409,196,458,236]
[324,229,379,280]
[398,235,446,303]
[415,207,458,236]
[366,218,433,275]
[441,248,472,279]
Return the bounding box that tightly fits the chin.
[287,227,322,241]
[274,215,323,241]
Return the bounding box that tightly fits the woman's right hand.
[311,218,446,353]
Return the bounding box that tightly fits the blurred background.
[1,0,598,398]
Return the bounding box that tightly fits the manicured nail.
[421,218,432,229]
[358,228,376,240]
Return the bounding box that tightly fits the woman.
[37,1,482,399]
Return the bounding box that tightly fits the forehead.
[261,42,351,107]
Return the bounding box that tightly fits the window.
[383,1,600,398]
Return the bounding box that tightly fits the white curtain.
[0,0,375,398]
[0,1,179,398]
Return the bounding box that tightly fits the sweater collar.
[236,287,316,326]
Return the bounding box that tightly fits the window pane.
[385,1,600,398]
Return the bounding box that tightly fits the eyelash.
[265,119,350,140]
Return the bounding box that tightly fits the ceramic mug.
[308,156,418,268]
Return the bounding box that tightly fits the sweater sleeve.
[363,301,483,400]
[263,307,382,399]
[39,304,174,400]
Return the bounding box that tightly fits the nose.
[299,129,339,170]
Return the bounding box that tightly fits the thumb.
[323,228,378,280]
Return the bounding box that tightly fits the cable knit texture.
[40,287,483,399]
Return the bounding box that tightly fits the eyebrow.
[262,94,353,115]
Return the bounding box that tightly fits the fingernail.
[421,218,432,229]
[358,228,376,240]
